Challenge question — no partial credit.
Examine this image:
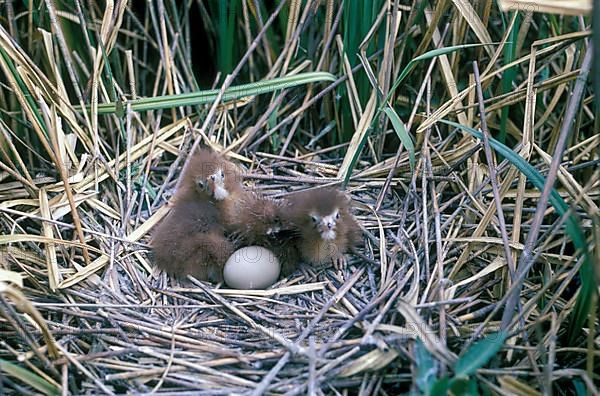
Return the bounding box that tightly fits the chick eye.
[220,170,225,180]
[197,179,205,189]
[311,215,319,223]
[335,212,340,219]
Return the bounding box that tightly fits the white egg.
[223,246,280,289]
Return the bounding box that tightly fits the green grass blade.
[218,0,228,74]
[441,119,594,341]
[0,358,60,395]
[75,72,335,114]
[0,47,48,136]
[574,379,587,396]
[453,331,507,377]
[499,12,519,144]
[414,338,437,395]
[430,376,451,395]
[389,43,493,103]
[383,106,415,170]
[449,378,479,395]
[216,0,238,75]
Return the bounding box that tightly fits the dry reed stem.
[0,1,596,394]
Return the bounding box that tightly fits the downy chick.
[232,192,301,275]
[203,155,246,233]
[177,147,246,234]
[230,191,286,244]
[178,148,243,205]
[286,188,361,269]
[150,148,236,282]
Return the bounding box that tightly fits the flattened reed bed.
[1,135,596,394]
[0,1,598,394]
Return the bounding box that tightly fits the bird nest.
[1,117,591,395]
[1,0,598,393]
[2,130,427,394]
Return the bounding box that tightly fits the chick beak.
[319,215,337,240]
[266,226,280,235]
[210,171,229,201]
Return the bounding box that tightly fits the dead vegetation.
[0,1,598,394]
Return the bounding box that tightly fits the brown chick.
[151,198,233,282]
[229,192,287,244]
[177,148,243,206]
[286,188,361,269]
[176,147,246,235]
[230,192,302,276]
[197,153,247,234]
[150,148,236,282]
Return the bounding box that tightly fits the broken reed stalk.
[0,2,596,394]
[500,44,593,331]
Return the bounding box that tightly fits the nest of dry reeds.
[0,1,598,395]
